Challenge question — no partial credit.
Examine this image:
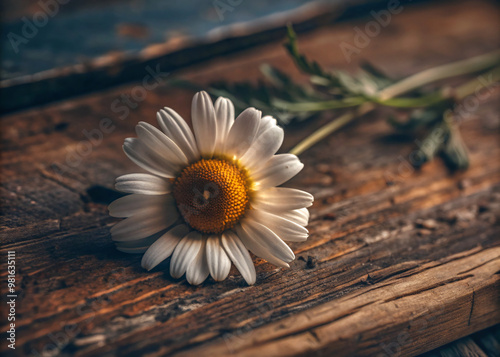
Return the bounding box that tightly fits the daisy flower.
[108,91,313,285]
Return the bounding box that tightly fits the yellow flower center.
[173,158,251,234]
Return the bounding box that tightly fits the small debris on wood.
[306,256,317,269]
[299,255,318,269]
[365,273,375,285]
[415,219,438,230]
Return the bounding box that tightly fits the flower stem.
[377,50,500,101]
[273,97,365,111]
[289,103,374,156]
[289,51,500,156]
[453,65,500,100]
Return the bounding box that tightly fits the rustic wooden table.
[1,1,499,356]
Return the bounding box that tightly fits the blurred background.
[1,0,437,113]
[2,0,320,78]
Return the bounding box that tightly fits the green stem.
[289,103,374,156]
[289,52,500,156]
[273,97,365,112]
[453,65,500,100]
[377,50,500,100]
[374,93,446,108]
[379,65,500,108]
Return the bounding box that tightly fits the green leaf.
[412,122,449,168]
[359,62,395,88]
[441,122,469,170]
[204,68,322,125]
[284,25,342,88]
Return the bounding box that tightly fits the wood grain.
[1,1,499,356]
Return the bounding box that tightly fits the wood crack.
[383,275,474,303]
[468,289,475,326]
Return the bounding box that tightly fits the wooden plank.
[1,0,499,356]
[178,247,499,357]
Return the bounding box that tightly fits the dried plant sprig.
[283,26,499,170]
[174,25,500,171]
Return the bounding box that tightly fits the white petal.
[248,209,308,242]
[141,224,190,271]
[243,219,295,261]
[157,108,200,162]
[221,231,256,285]
[108,194,168,217]
[253,187,313,211]
[136,122,188,166]
[123,138,178,178]
[192,91,217,157]
[115,173,172,195]
[110,196,178,241]
[234,223,291,268]
[111,214,172,242]
[253,154,304,190]
[224,107,261,158]
[170,231,203,279]
[186,240,210,285]
[214,97,235,154]
[280,208,310,227]
[240,125,284,170]
[206,236,231,281]
[256,115,277,137]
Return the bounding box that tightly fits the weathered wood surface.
[1,0,499,356]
